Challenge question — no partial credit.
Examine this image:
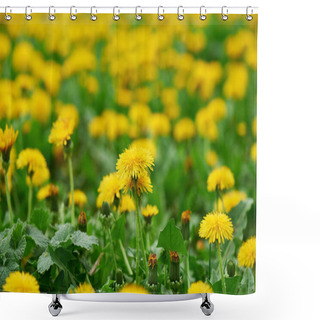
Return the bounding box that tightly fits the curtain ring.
[49,6,56,21]
[113,6,120,21]
[246,6,253,21]
[177,6,184,21]
[70,6,77,21]
[135,6,142,21]
[158,6,164,21]
[200,6,207,20]
[91,6,97,21]
[221,6,228,21]
[5,6,12,21]
[25,6,32,21]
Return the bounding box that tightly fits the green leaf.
[13,236,26,260]
[100,280,115,293]
[238,268,255,295]
[212,276,241,294]
[37,251,54,274]
[71,231,99,250]
[111,214,126,244]
[26,225,49,248]
[157,218,187,255]
[0,229,12,256]
[50,224,74,248]
[30,207,52,233]
[0,266,10,287]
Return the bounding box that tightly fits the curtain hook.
[246,6,253,21]
[177,6,184,21]
[158,6,164,21]
[25,6,32,21]
[113,6,120,21]
[200,6,207,20]
[70,6,77,21]
[135,6,142,21]
[5,6,12,21]
[221,6,228,21]
[49,6,56,21]
[91,6,97,21]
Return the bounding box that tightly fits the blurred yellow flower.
[196,108,219,141]
[119,283,148,294]
[130,139,157,159]
[27,166,50,187]
[205,150,218,167]
[55,103,79,128]
[12,41,34,72]
[173,118,196,142]
[141,204,159,218]
[3,271,40,293]
[119,194,135,213]
[0,125,19,161]
[70,189,87,208]
[30,89,52,124]
[37,183,59,200]
[0,33,11,60]
[149,113,171,137]
[218,190,247,213]
[129,103,151,130]
[16,148,47,175]
[96,173,121,208]
[223,63,248,100]
[199,211,233,244]
[49,117,75,146]
[238,237,256,268]
[188,281,213,294]
[206,98,227,122]
[237,122,247,136]
[207,166,235,192]
[250,143,257,162]
[74,282,95,293]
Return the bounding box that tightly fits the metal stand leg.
[48,294,63,317]
[200,293,214,316]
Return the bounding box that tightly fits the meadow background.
[0,14,257,295]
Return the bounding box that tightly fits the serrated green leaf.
[13,236,26,260]
[157,218,187,255]
[0,266,10,287]
[50,224,74,248]
[0,230,12,256]
[26,225,49,248]
[212,276,241,294]
[71,230,98,250]
[37,251,54,274]
[30,207,52,233]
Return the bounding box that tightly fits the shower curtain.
[0,12,257,295]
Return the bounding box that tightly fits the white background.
[1,0,320,319]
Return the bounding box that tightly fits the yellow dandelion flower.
[0,125,19,161]
[149,113,171,137]
[119,283,148,294]
[26,166,50,187]
[199,211,234,244]
[207,166,235,192]
[70,189,87,208]
[0,33,11,61]
[30,89,52,124]
[55,103,79,128]
[129,103,151,129]
[48,117,75,147]
[130,139,157,159]
[122,173,153,196]
[218,190,247,213]
[251,142,257,162]
[119,194,135,213]
[37,183,59,200]
[96,173,121,208]
[237,122,247,137]
[3,271,40,293]
[238,237,256,268]
[188,281,213,294]
[74,282,95,294]
[206,98,227,122]
[195,108,219,142]
[141,204,159,218]
[116,146,154,181]
[205,150,218,167]
[0,147,16,192]
[88,116,105,138]
[173,118,196,142]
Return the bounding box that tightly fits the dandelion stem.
[208,242,212,282]
[134,193,141,283]
[146,228,150,253]
[185,241,190,289]
[119,239,133,276]
[27,180,33,223]
[68,156,75,227]
[4,171,14,226]
[216,241,226,294]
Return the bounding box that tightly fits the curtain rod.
[0,6,259,15]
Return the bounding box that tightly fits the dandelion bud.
[148,254,158,286]
[196,239,205,251]
[181,210,191,241]
[227,260,235,277]
[78,211,87,232]
[101,201,111,217]
[169,250,182,293]
[116,268,123,285]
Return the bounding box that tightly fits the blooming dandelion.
[119,283,148,294]
[3,271,40,293]
[188,281,213,294]
[74,282,95,293]
[238,237,256,269]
